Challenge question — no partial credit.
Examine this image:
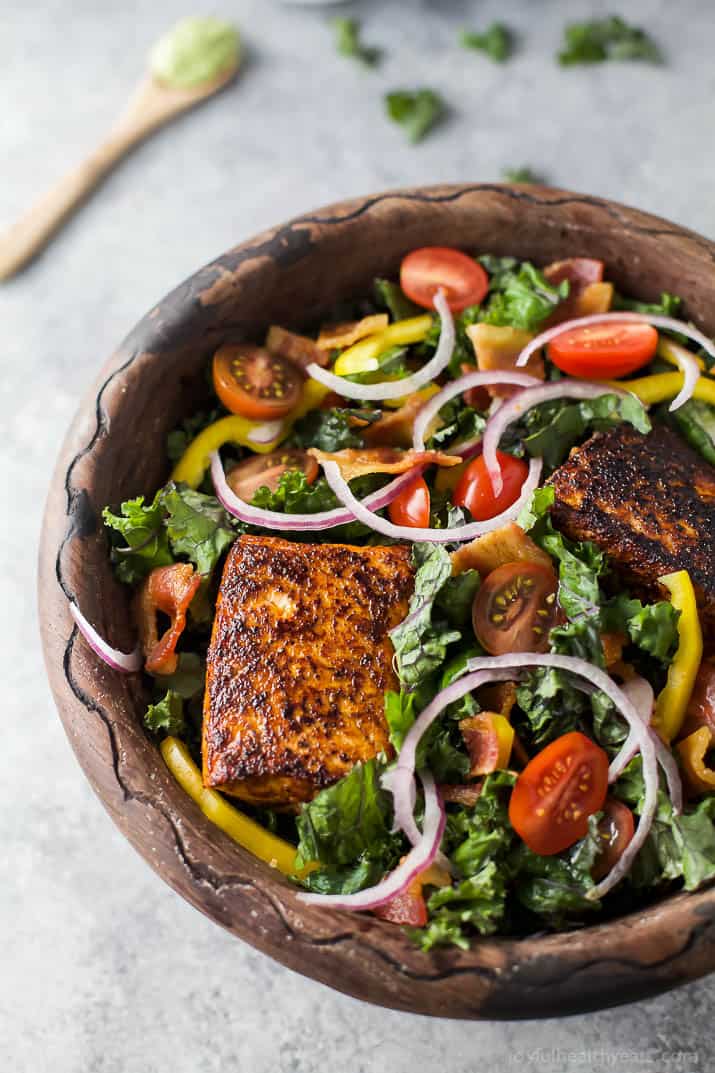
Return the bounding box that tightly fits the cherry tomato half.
[388,474,431,528]
[400,247,489,313]
[213,344,302,420]
[226,449,318,501]
[592,797,635,881]
[509,731,610,855]
[548,321,658,380]
[453,451,528,522]
[472,561,560,656]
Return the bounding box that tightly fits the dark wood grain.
[38,184,715,1019]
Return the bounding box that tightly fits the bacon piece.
[362,392,432,448]
[466,323,544,398]
[439,783,483,808]
[542,258,613,324]
[543,257,604,289]
[601,632,627,669]
[309,446,460,481]
[135,564,201,675]
[265,325,328,370]
[451,522,552,578]
[459,712,514,776]
[317,314,389,351]
[459,362,491,412]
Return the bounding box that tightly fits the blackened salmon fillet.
[202,534,413,807]
[549,425,715,625]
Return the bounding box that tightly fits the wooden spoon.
[0,62,238,281]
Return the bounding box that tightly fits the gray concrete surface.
[2,0,714,1070]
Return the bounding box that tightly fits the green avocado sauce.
[150,16,241,89]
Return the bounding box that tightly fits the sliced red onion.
[246,419,285,444]
[210,450,423,530]
[608,677,654,781]
[609,677,682,814]
[384,652,658,901]
[69,602,142,674]
[305,289,454,402]
[411,369,541,452]
[296,771,445,911]
[515,312,709,411]
[381,764,420,845]
[320,456,543,544]
[482,380,626,497]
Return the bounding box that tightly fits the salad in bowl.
[70,243,715,952]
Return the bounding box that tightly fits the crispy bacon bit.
[542,258,613,324]
[451,522,552,578]
[459,712,514,776]
[265,325,328,370]
[308,446,461,482]
[439,782,483,807]
[460,362,491,411]
[601,632,626,669]
[543,257,604,289]
[317,314,389,351]
[363,392,432,448]
[478,681,518,720]
[466,323,544,397]
[135,564,201,675]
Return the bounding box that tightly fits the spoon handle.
[0,121,148,281]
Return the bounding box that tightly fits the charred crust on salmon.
[202,534,413,806]
[549,425,715,623]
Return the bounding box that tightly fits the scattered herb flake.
[385,88,446,144]
[460,23,513,63]
[332,17,380,67]
[502,166,542,184]
[558,16,662,66]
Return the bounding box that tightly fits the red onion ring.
[514,312,708,411]
[305,289,454,402]
[384,653,658,901]
[296,770,445,912]
[210,450,423,530]
[320,456,543,544]
[608,677,654,781]
[482,380,627,497]
[411,369,541,452]
[610,676,682,814]
[69,602,142,674]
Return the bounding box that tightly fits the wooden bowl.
[39,184,715,1019]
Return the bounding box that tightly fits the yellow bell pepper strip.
[657,337,707,372]
[171,379,329,489]
[600,372,715,408]
[160,736,315,878]
[333,314,433,376]
[676,726,715,795]
[652,571,703,743]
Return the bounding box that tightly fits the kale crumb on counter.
[332,17,381,67]
[557,16,663,66]
[459,23,513,64]
[385,89,446,144]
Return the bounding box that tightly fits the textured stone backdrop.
[2,1,713,1070]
